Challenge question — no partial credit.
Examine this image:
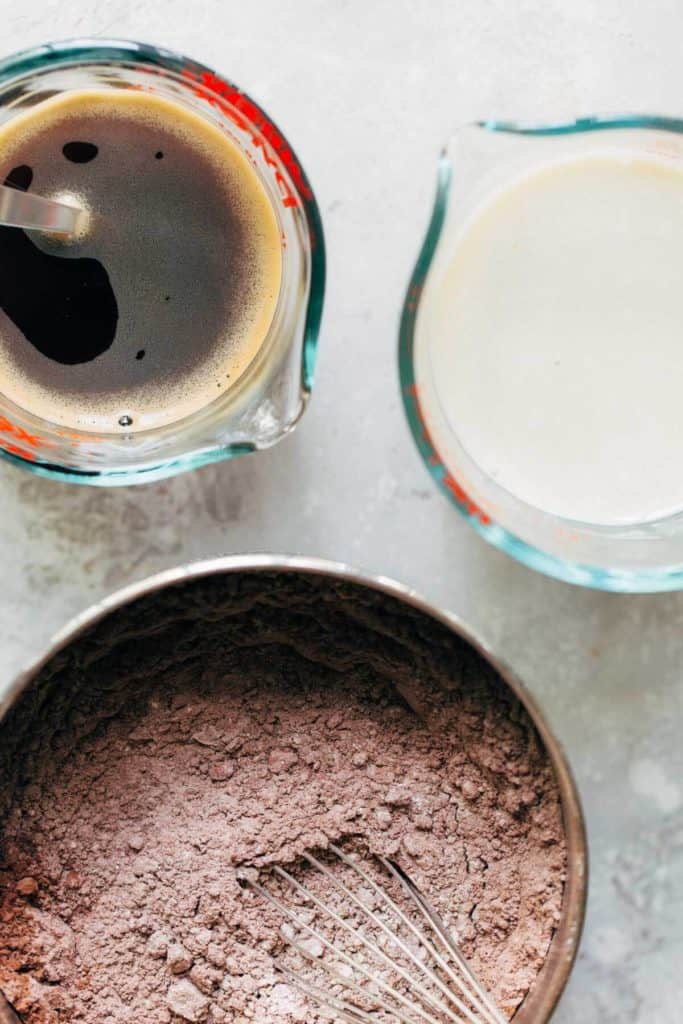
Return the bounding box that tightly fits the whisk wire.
[273,864,463,1024]
[277,964,381,1024]
[245,847,506,1024]
[285,942,436,1024]
[326,845,500,1024]
[303,852,472,1019]
[248,878,442,1024]
[380,858,508,1024]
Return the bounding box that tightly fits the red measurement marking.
[405,384,491,526]
[0,417,39,447]
[182,70,313,209]
[406,382,431,445]
[1,441,36,460]
[55,428,102,443]
[0,416,61,462]
[0,417,44,460]
[443,472,491,525]
[406,282,423,314]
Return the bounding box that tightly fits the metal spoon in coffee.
[0,184,85,236]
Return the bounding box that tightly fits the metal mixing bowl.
[0,555,587,1022]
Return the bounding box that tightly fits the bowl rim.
[0,554,588,1021]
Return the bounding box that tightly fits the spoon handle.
[0,184,83,235]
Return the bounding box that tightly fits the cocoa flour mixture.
[0,573,566,1022]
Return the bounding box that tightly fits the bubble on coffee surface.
[4,164,33,191]
[62,140,98,163]
[0,90,283,433]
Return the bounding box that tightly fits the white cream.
[419,153,683,525]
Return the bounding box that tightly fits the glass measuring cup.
[400,117,683,592]
[0,39,325,484]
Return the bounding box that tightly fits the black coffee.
[0,90,282,432]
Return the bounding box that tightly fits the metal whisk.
[242,843,507,1024]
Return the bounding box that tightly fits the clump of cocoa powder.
[0,573,566,1022]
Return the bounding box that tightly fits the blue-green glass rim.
[399,116,683,592]
[0,38,326,485]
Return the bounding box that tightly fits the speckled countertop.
[1,3,683,1021]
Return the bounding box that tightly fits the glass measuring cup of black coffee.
[0,39,324,484]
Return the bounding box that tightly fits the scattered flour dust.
[630,758,682,815]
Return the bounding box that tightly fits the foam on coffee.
[0,90,283,432]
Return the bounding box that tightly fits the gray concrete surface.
[2,2,683,1020]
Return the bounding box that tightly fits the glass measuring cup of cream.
[401,116,683,591]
